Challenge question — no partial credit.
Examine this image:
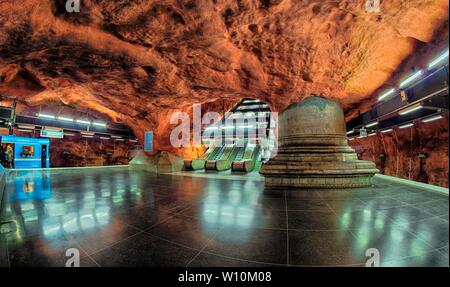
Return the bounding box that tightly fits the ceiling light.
[399,70,423,88]
[81,135,94,138]
[93,122,107,127]
[399,104,422,116]
[17,125,35,130]
[399,123,414,129]
[57,116,74,122]
[38,113,55,120]
[422,115,444,123]
[99,137,110,140]
[18,129,33,133]
[378,88,396,101]
[381,129,393,134]
[76,119,91,125]
[346,131,354,135]
[428,50,449,69]
[365,121,378,128]
[222,126,234,129]
[368,133,377,137]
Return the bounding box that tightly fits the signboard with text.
[144,131,153,152]
[41,128,64,139]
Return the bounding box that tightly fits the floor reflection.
[0,167,448,267]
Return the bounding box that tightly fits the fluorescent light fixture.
[422,115,444,123]
[81,135,94,138]
[399,123,414,129]
[18,129,33,133]
[365,121,378,128]
[222,126,234,129]
[99,137,110,140]
[38,113,55,120]
[205,126,218,130]
[115,139,125,141]
[428,50,449,69]
[378,88,395,101]
[64,133,76,137]
[93,122,107,127]
[346,131,354,135]
[381,129,393,134]
[399,70,423,88]
[129,139,138,143]
[399,104,422,115]
[76,119,91,125]
[17,125,35,130]
[80,131,95,136]
[57,116,74,122]
[111,135,122,139]
[368,133,377,137]
[238,125,254,129]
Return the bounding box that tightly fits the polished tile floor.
[0,167,448,267]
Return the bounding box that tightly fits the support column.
[260,97,379,188]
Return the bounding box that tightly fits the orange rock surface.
[0,0,448,156]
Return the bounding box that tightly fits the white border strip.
[374,174,449,195]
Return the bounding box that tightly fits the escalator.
[184,145,224,170]
[205,144,241,171]
[232,144,261,173]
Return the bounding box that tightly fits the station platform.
[0,166,448,267]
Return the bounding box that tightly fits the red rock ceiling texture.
[0,0,448,156]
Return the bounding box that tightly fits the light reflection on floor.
[0,167,448,267]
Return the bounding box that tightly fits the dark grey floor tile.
[189,252,278,267]
[288,229,359,266]
[349,225,434,264]
[89,232,198,267]
[204,228,287,265]
[406,217,449,249]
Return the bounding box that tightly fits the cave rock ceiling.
[0,0,448,154]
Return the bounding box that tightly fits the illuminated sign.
[144,131,153,152]
[41,128,64,139]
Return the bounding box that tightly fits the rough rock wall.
[349,114,449,187]
[0,0,448,157]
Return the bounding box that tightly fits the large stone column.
[260,97,379,188]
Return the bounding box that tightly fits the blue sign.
[144,131,153,152]
[41,129,64,139]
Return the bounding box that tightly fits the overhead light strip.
[378,88,396,101]
[399,123,414,129]
[365,121,378,128]
[399,70,423,88]
[422,115,443,123]
[399,104,422,116]
[38,113,55,120]
[428,49,449,69]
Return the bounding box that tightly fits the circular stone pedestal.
[260,97,379,188]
